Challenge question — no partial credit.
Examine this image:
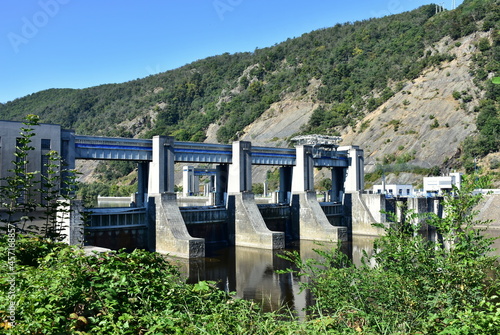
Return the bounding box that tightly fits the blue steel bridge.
[73,135,349,167]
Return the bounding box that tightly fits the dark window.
[41,139,51,150]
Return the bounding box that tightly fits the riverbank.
[2,228,499,334]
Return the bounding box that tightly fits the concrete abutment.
[150,193,205,258]
[229,192,285,249]
[293,192,348,242]
[227,141,285,249]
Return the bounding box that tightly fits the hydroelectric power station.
[1,120,438,258]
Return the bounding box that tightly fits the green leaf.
[192,280,211,292]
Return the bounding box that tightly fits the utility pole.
[436,2,445,14]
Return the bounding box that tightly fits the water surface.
[169,230,499,316]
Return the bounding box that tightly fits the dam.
[0,119,424,259]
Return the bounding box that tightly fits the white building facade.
[373,184,414,197]
[423,172,462,195]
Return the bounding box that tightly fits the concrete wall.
[347,192,388,236]
[293,192,347,242]
[228,193,285,249]
[0,121,63,204]
[150,193,205,258]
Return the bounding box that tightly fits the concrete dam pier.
[1,121,369,258]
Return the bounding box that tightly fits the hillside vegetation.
[0,0,499,186]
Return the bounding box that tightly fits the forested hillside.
[0,0,499,185]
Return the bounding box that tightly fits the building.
[373,184,414,197]
[0,120,72,204]
[423,172,462,195]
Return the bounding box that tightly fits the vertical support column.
[279,166,292,204]
[60,130,76,198]
[395,200,405,224]
[149,136,175,194]
[407,197,430,238]
[228,141,252,193]
[182,166,195,197]
[339,146,364,193]
[292,145,347,242]
[209,175,215,193]
[331,167,346,203]
[60,129,76,171]
[215,164,228,206]
[147,136,204,258]
[292,145,314,193]
[430,198,443,243]
[136,161,149,207]
[227,141,284,250]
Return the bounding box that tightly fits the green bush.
[1,238,302,334]
[281,174,500,334]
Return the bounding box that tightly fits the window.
[41,139,51,150]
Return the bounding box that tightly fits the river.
[97,196,500,315]
[167,229,500,317]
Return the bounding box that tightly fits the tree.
[0,115,39,232]
[252,183,264,195]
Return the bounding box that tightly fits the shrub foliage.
[281,174,500,333]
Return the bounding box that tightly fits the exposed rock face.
[339,32,489,184]
[223,32,491,186]
[239,100,318,147]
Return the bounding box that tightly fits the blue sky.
[0,0,463,103]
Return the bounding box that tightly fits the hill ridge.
[1,0,499,186]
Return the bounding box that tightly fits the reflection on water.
[167,229,500,315]
[171,245,307,316]
[168,235,378,316]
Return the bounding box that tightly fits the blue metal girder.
[73,135,350,167]
[314,156,349,167]
[75,136,152,161]
[174,142,232,164]
[251,146,296,166]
